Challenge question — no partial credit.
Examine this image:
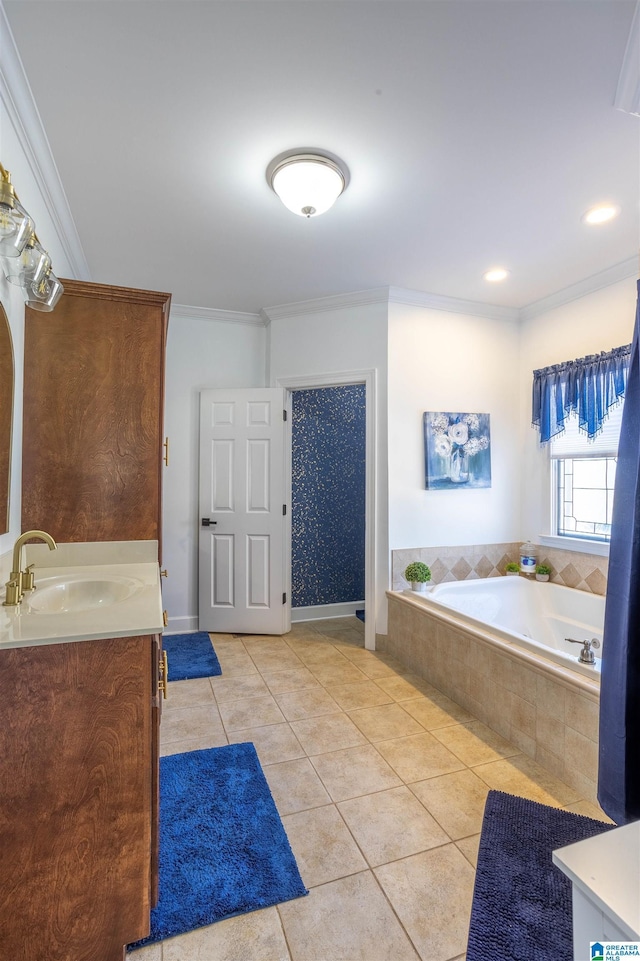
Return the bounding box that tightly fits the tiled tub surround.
[385,591,601,804]
[392,543,608,594]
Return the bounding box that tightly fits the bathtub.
[403,576,604,680]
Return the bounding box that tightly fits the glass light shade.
[23,270,64,312]
[0,193,34,258]
[271,157,345,217]
[5,237,51,288]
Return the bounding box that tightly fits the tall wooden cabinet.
[21,279,171,554]
[0,632,161,961]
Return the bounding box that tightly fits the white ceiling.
[3,0,639,315]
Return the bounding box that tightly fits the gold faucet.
[3,530,57,606]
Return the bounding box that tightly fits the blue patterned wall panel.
[291,384,366,608]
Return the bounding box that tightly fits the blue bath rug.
[163,631,221,681]
[467,790,614,961]
[355,609,365,622]
[128,743,308,949]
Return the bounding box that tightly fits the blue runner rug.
[467,790,614,961]
[128,743,308,950]
[163,631,222,681]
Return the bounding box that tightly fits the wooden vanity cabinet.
[0,633,162,961]
[21,279,171,555]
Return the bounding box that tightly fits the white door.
[198,388,289,635]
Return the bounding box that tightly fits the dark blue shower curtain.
[598,280,640,825]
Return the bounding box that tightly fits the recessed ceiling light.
[582,204,620,225]
[483,267,510,282]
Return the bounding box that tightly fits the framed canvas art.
[424,412,492,489]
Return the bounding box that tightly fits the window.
[550,403,623,542]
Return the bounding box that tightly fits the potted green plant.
[536,563,552,582]
[404,561,432,591]
[505,562,520,576]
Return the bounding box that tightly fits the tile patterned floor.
[129,617,610,961]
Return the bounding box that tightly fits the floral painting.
[424,412,491,489]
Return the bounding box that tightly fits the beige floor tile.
[261,667,322,695]
[164,677,215,709]
[344,654,407,679]
[310,745,403,802]
[250,650,305,673]
[227,723,304,765]
[126,942,162,960]
[410,769,490,840]
[215,651,258,677]
[324,680,394,711]
[309,661,369,686]
[263,757,332,814]
[290,712,367,755]
[473,754,582,806]
[402,692,474,730]
[161,906,291,961]
[563,800,615,823]
[338,786,449,866]
[456,834,481,868]
[349,702,426,742]
[211,673,270,702]
[293,644,349,666]
[160,730,228,756]
[218,694,286,732]
[277,871,420,961]
[160,704,225,745]
[376,732,466,782]
[282,804,368,887]
[432,720,522,766]
[275,687,341,722]
[375,845,475,961]
[375,673,436,701]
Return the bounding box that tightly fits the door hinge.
[282,504,287,515]
[283,409,287,421]
[283,592,286,604]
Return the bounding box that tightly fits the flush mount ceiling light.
[267,150,348,218]
[483,267,510,282]
[582,203,621,225]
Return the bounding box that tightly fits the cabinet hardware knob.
[163,609,168,627]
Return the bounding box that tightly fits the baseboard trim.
[291,601,365,622]
[164,615,199,634]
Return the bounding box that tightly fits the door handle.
[201,518,217,527]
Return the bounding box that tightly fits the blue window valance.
[532,344,632,444]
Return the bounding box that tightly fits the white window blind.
[549,402,624,459]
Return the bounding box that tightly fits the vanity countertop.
[0,540,164,650]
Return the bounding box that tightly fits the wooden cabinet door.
[22,279,170,551]
[0,636,154,961]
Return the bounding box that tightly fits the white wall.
[387,302,522,552]
[519,278,637,539]
[268,301,389,634]
[162,313,266,630]
[0,95,75,568]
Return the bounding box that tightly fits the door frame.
[277,369,376,651]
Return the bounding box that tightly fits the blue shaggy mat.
[467,791,614,961]
[128,743,308,949]
[163,631,221,681]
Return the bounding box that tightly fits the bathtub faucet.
[566,637,601,665]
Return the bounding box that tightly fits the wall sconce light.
[0,162,63,311]
[267,150,349,218]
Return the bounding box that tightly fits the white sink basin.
[26,574,143,614]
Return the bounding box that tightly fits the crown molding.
[388,286,520,323]
[0,2,90,280]
[615,0,640,117]
[170,303,264,326]
[519,257,638,323]
[260,287,390,323]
